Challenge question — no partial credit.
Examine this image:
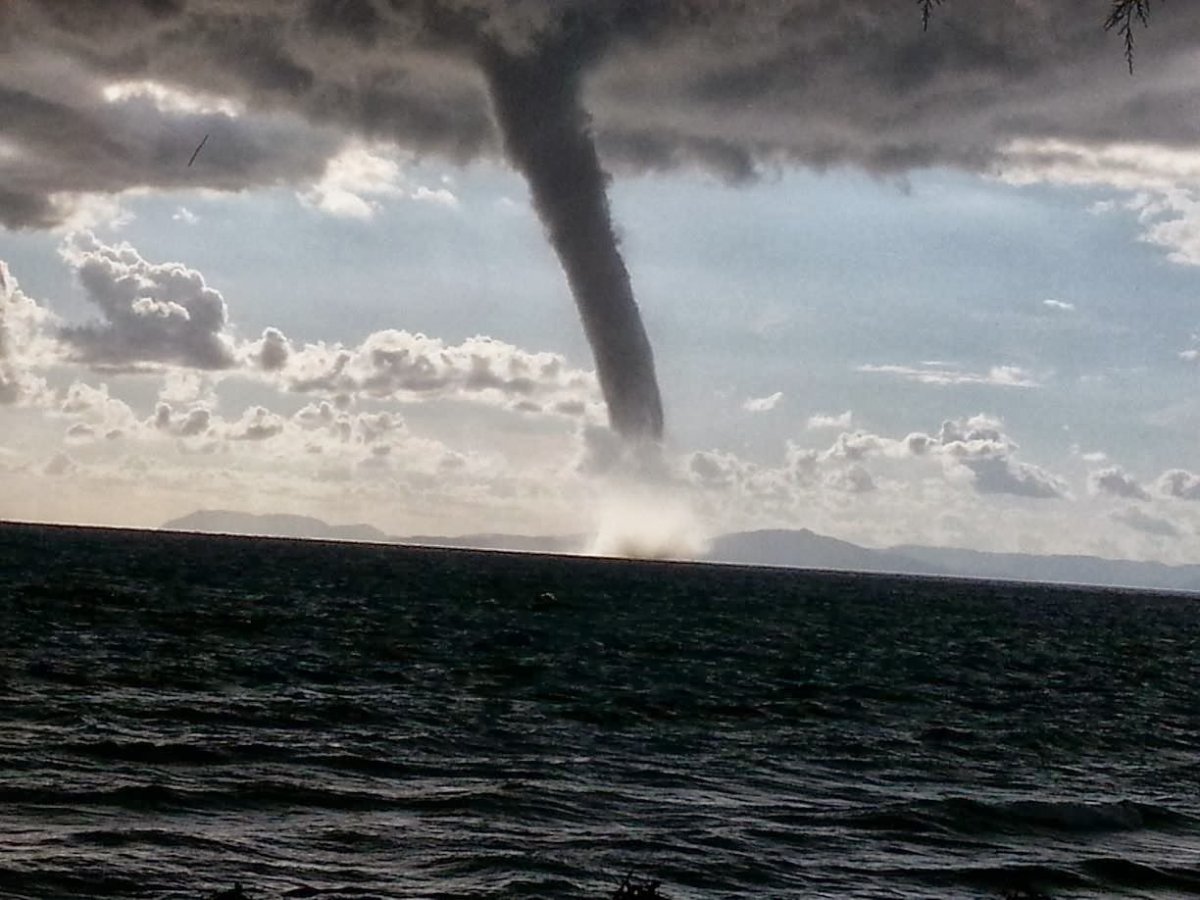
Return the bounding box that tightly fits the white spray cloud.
[587,483,710,561]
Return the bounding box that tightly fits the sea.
[1,522,1197,900]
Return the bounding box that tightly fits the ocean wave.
[1080,856,1200,891]
[61,739,231,766]
[846,796,1196,836]
[4,526,1200,898]
[69,828,232,852]
[0,781,399,813]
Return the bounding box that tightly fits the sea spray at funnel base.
[587,485,711,560]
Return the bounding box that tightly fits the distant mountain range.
[161,510,392,544]
[160,510,581,553]
[160,510,1200,594]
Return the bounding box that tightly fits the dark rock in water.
[212,884,248,900]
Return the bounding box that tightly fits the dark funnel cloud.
[481,26,663,443]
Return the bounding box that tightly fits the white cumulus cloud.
[58,232,237,371]
[1158,469,1200,501]
[299,142,460,218]
[276,330,600,419]
[743,391,783,413]
[807,410,852,430]
[1042,299,1076,312]
[1111,507,1180,539]
[859,363,1040,389]
[1089,466,1149,501]
[0,260,56,406]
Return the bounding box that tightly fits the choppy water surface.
[1,522,1198,899]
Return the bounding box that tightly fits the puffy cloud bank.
[58,232,237,371]
[0,260,55,405]
[266,329,599,417]
[685,414,1069,505]
[4,233,604,422]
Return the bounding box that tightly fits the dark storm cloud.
[4,0,1197,230]
[0,41,342,229]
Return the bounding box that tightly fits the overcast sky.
[2,0,1199,561]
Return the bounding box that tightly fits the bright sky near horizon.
[1,1,1198,562]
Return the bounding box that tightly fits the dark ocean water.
[1,523,1198,899]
